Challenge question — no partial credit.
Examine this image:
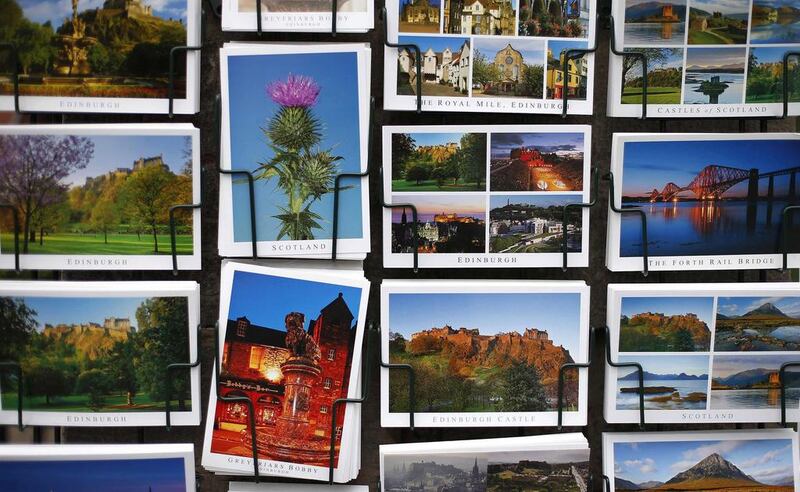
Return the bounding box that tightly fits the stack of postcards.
[217,42,372,261]
[229,483,367,492]
[379,433,589,491]
[202,262,370,482]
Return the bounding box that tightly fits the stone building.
[398,40,470,93]
[493,43,524,93]
[402,0,441,26]
[445,0,516,35]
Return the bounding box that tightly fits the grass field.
[1,391,191,412]
[623,86,681,104]
[0,232,193,255]
[688,28,747,45]
[392,179,483,192]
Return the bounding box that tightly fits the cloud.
[740,444,791,468]
[671,441,742,470]
[539,144,578,152]
[750,465,794,485]
[492,133,525,147]
[624,458,657,474]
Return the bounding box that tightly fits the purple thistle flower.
[266,74,320,108]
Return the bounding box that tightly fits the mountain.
[638,481,664,489]
[686,64,745,73]
[664,453,760,487]
[620,371,706,381]
[626,2,687,21]
[615,478,641,490]
[741,302,791,319]
[714,368,800,388]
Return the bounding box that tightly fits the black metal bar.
[780,205,799,271]
[380,7,422,113]
[214,321,260,481]
[0,43,19,114]
[53,426,61,444]
[169,203,202,275]
[164,325,202,430]
[0,204,21,272]
[780,362,800,427]
[562,15,599,118]
[557,325,594,429]
[603,475,611,492]
[600,325,646,429]
[562,167,598,271]
[609,16,648,119]
[380,325,416,430]
[782,52,800,119]
[332,97,374,260]
[328,322,374,484]
[0,361,24,430]
[168,46,202,118]
[331,0,338,36]
[205,0,222,18]
[604,172,649,276]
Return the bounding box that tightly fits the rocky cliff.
[42,322,131,360]
[625,312,710,345]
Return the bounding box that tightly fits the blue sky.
[750,46,795,65]
[0,457,187,491]
[547,40,588,59]
[491,132,584,159]
[398,35,470,54]
[625,48,683,79]
[13,296,155,332]
[388,292,581,354]
[227,52,363,242]
[489,194,583,209]
[474,37,545,65]
[621,139,800,196]
[718,296,800,318]
[618,354,709,377]
[19,0,187,27]
[621,296,715,326]
[227,270,361,332]
[614,439,794,486]
[405,132,470,147]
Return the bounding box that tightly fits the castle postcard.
[202,262,369,482]
[0,443,195,491]
[0,280,201,427]
[383,0,598,114]
[383,125,591,268]
[381,279,590,427]
[605,283,800,424]
[222,0,373,33]
[606,133,800,272]
[0,124,201,271]
[0,0,199,114]
[218,43,370,260]
[604,430,800,492]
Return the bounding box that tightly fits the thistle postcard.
[607,0,800,117]
[221,0,373,33]
[604,430,800,492]
[383,0,598,114]
[0,443,195,491]
[0,280,200,427]
[381,280,590,427]
[0,124,200,271]
[606,133,800,272]
[605,283,800,424]
[219,44,370,259]
[383,124,591,268]
[0,0,199,114]
[202,262,369,482]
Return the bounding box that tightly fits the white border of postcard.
[221,0,373,32]
[0,3,200,115]
[218,43,371,259]
[383,0,597,114]
[381,280,590,427]
[201,261,370,482]
[230,483,368,492]
[0,280,201,427]
[605,282,800,424]
[0,124,202,271]
[383,124,591,268]
[606,132,800,272]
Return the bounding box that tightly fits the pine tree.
[498,359,548,412]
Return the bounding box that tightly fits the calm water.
[750,19,800,44]
[617,378,707,410]
[620,200,797,257]
[625,22,685,45]
[710,388,800,409]
[684,72,745,104]
[770,326,800,343]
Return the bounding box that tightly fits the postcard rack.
[380,7,422,114]
[598,325,646,429]
[164,325,203,430]
[561,15,600,118]
[605,171,649,276]
[561,167,599,271]
[557,324,595,430]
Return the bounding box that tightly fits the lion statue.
[284,312,321,362]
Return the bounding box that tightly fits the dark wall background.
[0,0,797,489]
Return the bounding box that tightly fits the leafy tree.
[391,133,416,179]
[622,48,670,88]
[15,20,54,75]
[0,0,23,42]
[522,63,544,98]
[88,43,125,75]
[100,338,139,406]
[30,193,69,246]
[24,354,78,405]
[457,133,487,189]
[90,186,120,244]
[498,359,547,412]
[441,154,461,186]
[472,50,501,87]
[672,328,696,352]
[120,165,179,253]
[0,135,93,253]
[76,369,112,412]
[431,166,448,188]
[405,164,430,185]
[0,297,37,361]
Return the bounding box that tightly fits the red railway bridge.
[648,165,800,203]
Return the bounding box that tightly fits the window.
[324,377,333,390]
[320,405,329,414]
[249,346,263,370]
[236,318,248,337]
[327,348,336,361]
[335,426,343,441]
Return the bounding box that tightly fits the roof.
[226,317,287,347]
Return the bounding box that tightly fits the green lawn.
[0,232,193,255]
[746,92,800,103]
[689,28,746,45]
[623,86,681,104]
[1,391,191,412]
[392,179,484,192]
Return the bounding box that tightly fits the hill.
[42,320,133,360]
[620,371,706,381]
[665,453,757,486]
[741,302,792,320]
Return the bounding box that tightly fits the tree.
[672,328,696,352]
[15,20,54,75]
[30,192,69,246]
[100,338,139,406]
[391,133,416,179]
[442,154,461,186]
[120,165,178,253]
[89,187,119,244]
[405,164,430,185]
[23,354,77,405]
[0,297,37,361]
[0,135,93,253]
[622,48,669,86]
[472,50,501,87]
[522,63,544,98]
[76,369,112,412]
[457,133,487,189]
[498,359,547,412]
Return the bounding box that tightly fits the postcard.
[0,280,200,427]
[202,261,369,482]
[605,283,800,424]
[0,0,199,114]
[380,433,590,492]
[0,124,201,271]
[230,484,368,492]
[218,43,371,260]
[607,0,800,117]
[221,0,373,32]
[381,279,590,427]
[604,430,800,492]
[606,133,800,272]
[383,125,591,268]
[0,443,195,491]
[383,0,597,114]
